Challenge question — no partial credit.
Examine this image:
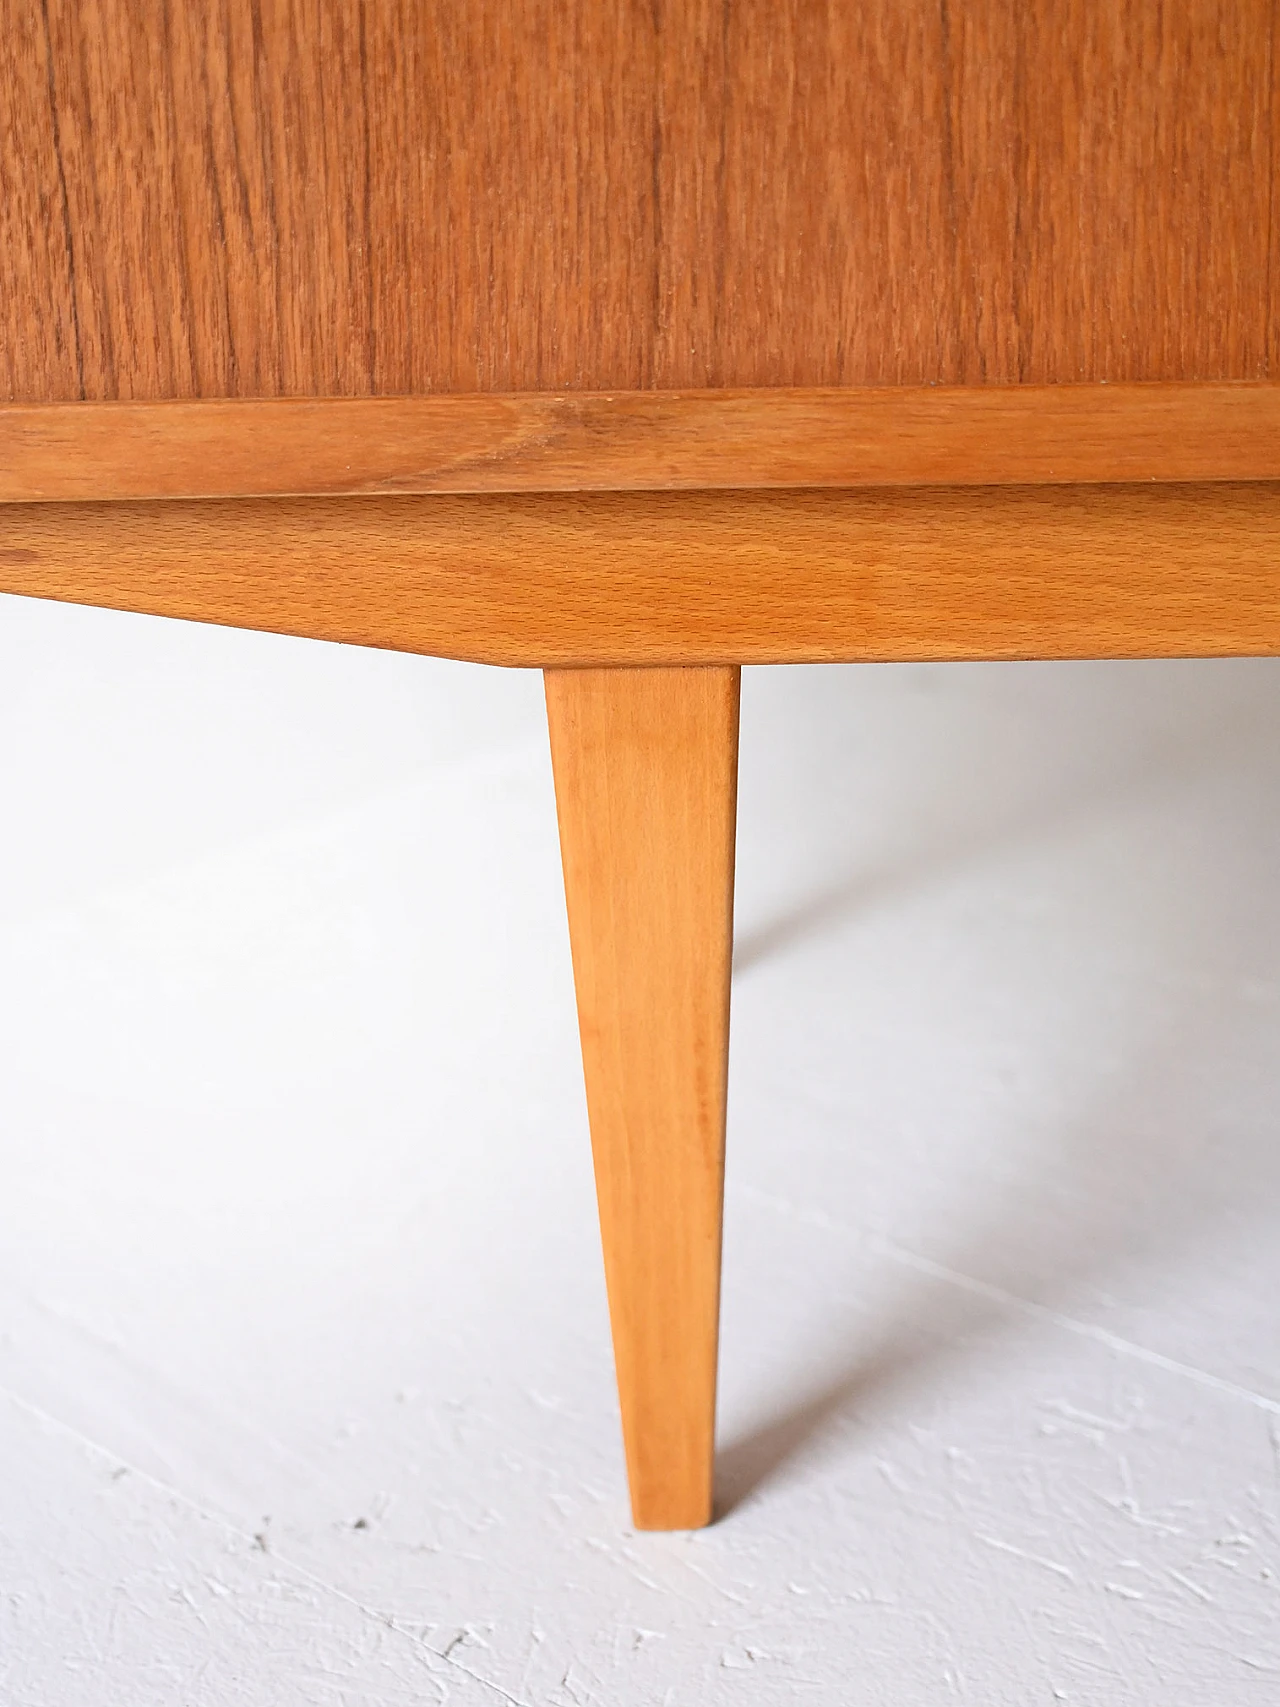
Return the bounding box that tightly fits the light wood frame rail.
[1,481,1277,669]
[2,384,1280,504]
[3,382,1276,672]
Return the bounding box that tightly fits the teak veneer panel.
[4,385,1280,503]
[3,0,1274,401]
[2,484,1277,666]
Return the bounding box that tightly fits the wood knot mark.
[0,547,39,564]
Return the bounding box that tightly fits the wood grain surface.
[4,384,1280,502]
[2,484,1277,666]
[545,665,738,1529]
[3,0,1273,402]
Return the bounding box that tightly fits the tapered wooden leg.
[545,665,739,1530]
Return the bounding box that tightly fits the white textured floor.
[2,595,1278,1705]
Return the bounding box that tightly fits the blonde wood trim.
[3,384,1280,504]
[1,484,1278,667]
[545,665,738,1530]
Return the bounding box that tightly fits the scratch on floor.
[974,1532,1076,1582]
[1166,1568,1214,1605]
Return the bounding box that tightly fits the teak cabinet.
[4,1,1279,1528]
